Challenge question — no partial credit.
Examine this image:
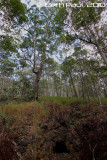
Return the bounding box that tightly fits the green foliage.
[19,60,27,68]
[1,0,27,24]
[71,0,103,30]
[53,6,68,34]
[61,56,76,72]
[0,36,18,75]
[0,0,106,102]
[0,36,17,52]
[1,60,16,75]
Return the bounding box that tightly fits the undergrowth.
[0,97,107,160]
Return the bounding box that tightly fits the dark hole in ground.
[53,141,69,153]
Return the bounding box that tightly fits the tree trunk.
[34,62,43,101]
[96,44,107,66]
[79,65,90,102]
[69,72,78,97]
[88,70,95,97]
[102,77,107,97]
[35,73,39,101]
[79,65,86,98]
[78,28,107,66]
[93,82,102,105]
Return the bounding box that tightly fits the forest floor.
[0,97,107,160]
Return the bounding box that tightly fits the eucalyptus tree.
[0,0,27,24]
[61,45,105,100]
[19,5,67,100]
[87,59,107,98]
[71,46,106,103]
[61,57,79,97]
[0,0,27,76]
[0,0,27,99]
[36,57,59,97]
[40,57,59,96]
[65,0,107,66]
[0,36,17,75]
[0,0,27,45]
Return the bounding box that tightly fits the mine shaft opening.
[53,141,69,153]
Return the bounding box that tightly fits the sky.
[21,0,107,60]
[0,0,106,61]
[21,0,46,8]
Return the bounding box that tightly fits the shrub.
[68,116,107,160]
[0,132,21,160]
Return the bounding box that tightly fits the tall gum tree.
[61,57,79,97]
[65,0,107,66]
[0,0,27,78]
[19,5,68,100]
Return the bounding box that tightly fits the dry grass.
[0,98,107,160]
